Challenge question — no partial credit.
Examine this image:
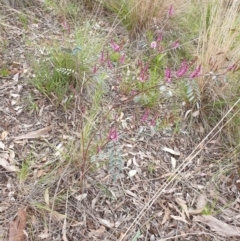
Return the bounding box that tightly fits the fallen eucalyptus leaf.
[98,218,114,228]
[128,170,137,178]
[162,147,180,156]
[193,215,240,237]
[14,126,52,140]
[0,155,19,172]
[75,193,87,201]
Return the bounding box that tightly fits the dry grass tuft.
[196,0,240,99]
[103,0,188,37]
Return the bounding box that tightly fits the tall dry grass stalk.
[196,0,240,96]
[104,0,188,37]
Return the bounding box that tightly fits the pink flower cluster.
[176,60,188,77]
[150,32,164,52]
[110,39,121,52]
[108,128,118,141]
[140,109,159,126]
[165,67,172,83]
[165,61,201,83]
[138,61,150,82]
[93,40,125,73]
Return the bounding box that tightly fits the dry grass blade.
[120,98,240,240]
[13,126,52,140]
[104,0,188,36]
[62,191,68,241]
[197,0,240,91]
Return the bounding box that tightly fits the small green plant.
[43,0,58,10]
[185,78,201,109]
[18,13,28,28]
[26,94,39,114]
[32,50,78,105]
[44,0,81,21]
[32,21,102,106]
[0,67,9,77]
[66,3,79,18]
[133,61,161,108]
[147,162,155,175]
[201,202,216,215]
[90,127,124,181]
[18,154,32,185]
[97,182,115,199]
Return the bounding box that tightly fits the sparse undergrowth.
[1,0,240,241]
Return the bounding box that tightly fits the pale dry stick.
[120,98,240,241]
[157,231,218,241]
[49,162,70,231]
[62,190,68,241]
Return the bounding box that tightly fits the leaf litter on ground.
[9,208,27,241]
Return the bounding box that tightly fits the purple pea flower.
[139,72,149,82]
[168,4,173,18]
[157,32,163,43]
[165,67,172,83]
[141,109,149,122]
[150,113,159,126]
[139,63,149,82]
[176,60,188,78]
[150,41,157,49]
[119,53,125,64]
[227,64,235,71]
[137,59,142,68]
[93,64,97,73]
[100,50,105,64]
[97,146,101,154]
[108,128,118,141]
[172,40,180,50]
[189,64,201,78]
[107,60,113,69]
[110,39,120,52]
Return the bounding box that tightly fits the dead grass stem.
[104,0,188,36]
[196,0,240,92]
